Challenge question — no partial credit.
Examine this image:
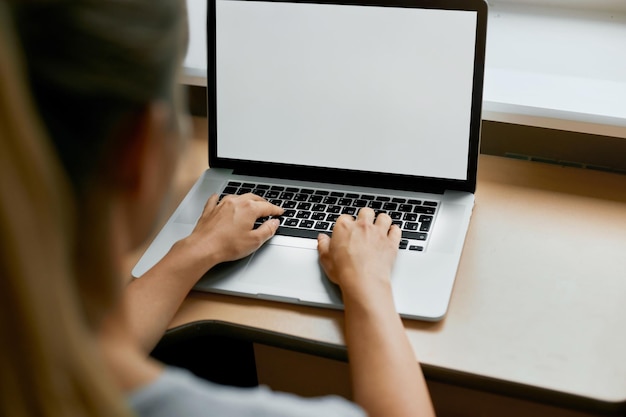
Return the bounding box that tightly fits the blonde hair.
[0,0,186,415]
[0,4,132,416]
[11,0,188,327]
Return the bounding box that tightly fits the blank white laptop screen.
[216,0,477,181]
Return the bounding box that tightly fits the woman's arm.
[122,193,283,352]
[317,208,435,417]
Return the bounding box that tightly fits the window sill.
[181,0,626,138]
[484,2,626,138]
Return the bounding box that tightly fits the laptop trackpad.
[244,244,340,302]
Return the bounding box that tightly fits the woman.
[1,0,435,416]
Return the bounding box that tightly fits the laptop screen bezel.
[207,0,487,194]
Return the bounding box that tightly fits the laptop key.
[297,202,311,210]
[423,201,438,207]
[266,190,280,199]
[283,201,297,209]
[300,220,314,228]
[420,222,432,232]
[294,193,309,201]
[409,245,424,251]
[296,211,311,219]
[338,198,352,206]
[414,206,436,215]
[311,212,326,220]
[390,212,402,220]
[327,205,341,214]
[353,199,367,207]
[280,192,294,200]
[401,231,427,240]
[283,218,299,227]
[403,213,418,221]
[404,222,419,231]
[308,194,324,203]
[223,186,238,194]
[398,204,413,212]
[283,209,296,218]
[276,227,329,239]
[323,196,338,205]
[252,189,266,197]
[327,214,340,222]
[315,221,330,230]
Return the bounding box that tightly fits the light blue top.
[128,366,366,417]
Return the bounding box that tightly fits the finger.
[252,199,285,217]
[202,194,220,215]
[252,218,280,243]
[336,213,355,226]
[235,193,283,215]
[375,212,392,229]
[317,233,330,256]
[388,223,402,243]
[357,207,375,223]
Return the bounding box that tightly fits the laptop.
[133,0,488,321]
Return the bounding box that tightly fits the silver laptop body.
[133,0,488,321]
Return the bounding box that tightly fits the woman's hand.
[317,208,435,417]
[317,207,401,297]
[122,193,281,353]
[180,193,284,272]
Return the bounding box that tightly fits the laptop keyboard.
[220,181,439,251]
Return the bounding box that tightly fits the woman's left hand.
[179,193,284,273]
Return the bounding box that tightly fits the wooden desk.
[127,117,626,415]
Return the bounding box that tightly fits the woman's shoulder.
[128,366,365,417]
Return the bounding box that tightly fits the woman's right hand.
[317,208,435,417]
[317,207,401,297]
